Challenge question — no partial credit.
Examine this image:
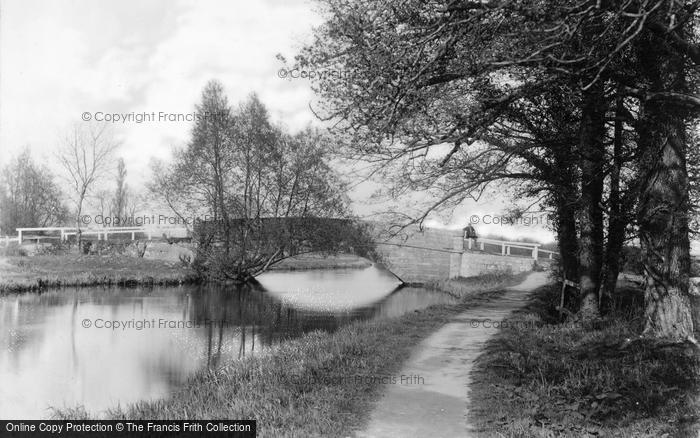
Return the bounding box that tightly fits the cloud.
[1,0,323,184]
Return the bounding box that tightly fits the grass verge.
[468,281,700,437]
[53,271,527,437]
[0,252,371,293]
[0,254,199,293]
[427,270,531,299]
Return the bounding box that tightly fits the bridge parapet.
[370,223,555,284]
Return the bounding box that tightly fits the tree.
[57,123,120,246]
[297,0,699,338]
[149,81,237,238]
[111,158,129,225]
[296,0,618,318]
[0,149,68,234]
[633,26,697,339]
[488,85,584,289]
[577,82,607,319]
[93,189,112,222]
[152,81,368,283]
[689,128,700,234]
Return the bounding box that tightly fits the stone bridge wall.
[373,224,537,284]
[373,226,461,283]
[459,251,535,278]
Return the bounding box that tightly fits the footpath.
[356,272,551,438]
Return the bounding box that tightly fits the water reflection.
[258,266,403,311]
[0,266,456,419]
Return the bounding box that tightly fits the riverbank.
[0,253,371,294]
[0,254,199,293]
[53,271,528,437]
[0,252,377,294]
[468,281,700,437]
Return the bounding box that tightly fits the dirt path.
[356,271,551,438]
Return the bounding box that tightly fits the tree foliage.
[57,123,120,243]
[0,149,68,234]
[111,158,130,224]
[297,0,700,339]
[151,80,370,283]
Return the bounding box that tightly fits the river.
[0,265,457,419]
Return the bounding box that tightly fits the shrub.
[35,240,73,256]
[0,242,26,257]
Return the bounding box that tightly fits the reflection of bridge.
[6,223,558,284]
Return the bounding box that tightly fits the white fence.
[6,226,190,245]
[466,237,558,260]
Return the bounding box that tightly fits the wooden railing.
[12,226,189,244]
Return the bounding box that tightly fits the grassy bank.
[468,281,700,437]
[54,271,527,437]
[428,270,532,299]
[0,252,372,294]
[0,254,199,293]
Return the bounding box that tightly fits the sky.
[0,0,557,242]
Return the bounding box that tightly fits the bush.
[0,242,26,257]
[35,240,74,256]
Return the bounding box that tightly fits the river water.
[0,265,457,419]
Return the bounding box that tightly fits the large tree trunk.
[549,124,580,310]
[577,83,606,319]
[637,105,694,339]
[635,33,695,340]
[600,93,627,304]
[555,189,580,313]
[554,187,579,282]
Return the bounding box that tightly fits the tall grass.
[469,283,700,437]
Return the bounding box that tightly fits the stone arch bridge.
[10,222,557,284]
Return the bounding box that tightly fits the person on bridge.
[463,223,478,249]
